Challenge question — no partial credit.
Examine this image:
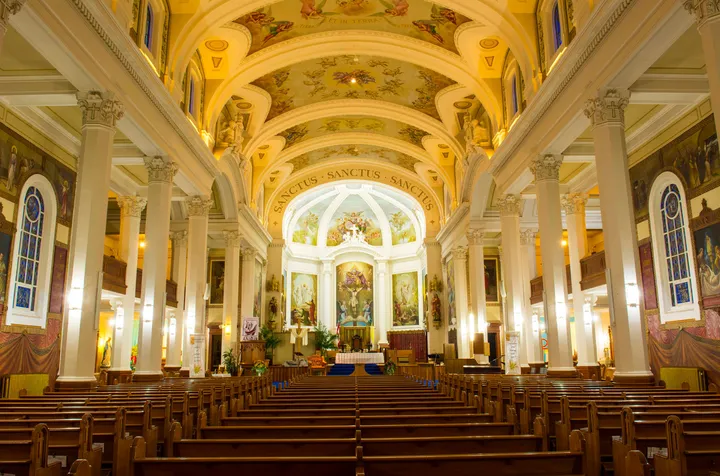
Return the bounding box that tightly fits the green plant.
[313,323,339,357]
[222,349,239,376]
[253,360,268,376]
[260,324,281,361]
[385,359,397,376]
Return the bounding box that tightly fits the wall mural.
[630,115,719,222]
[373,193,417,245]
[484,257,499,303]
[289,145,419,173]
[0,123,76,386]
[253,55,455,121]
[235,1,470,55]
[254,260,263,318]
[445,259,455,326]
[292,207,322,245]
[279,117,430,150]
[392,272,419,326]
[290,272,317,325]
[336,261,373,328]
[326,194,382,246]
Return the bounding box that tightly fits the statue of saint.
[100,337,112,368]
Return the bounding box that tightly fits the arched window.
[188,78,196,116]
[649,172,700,323]
[552,2,563,52]
[143,4,154,50]
[510,75,519,117]
[5,175,57,328]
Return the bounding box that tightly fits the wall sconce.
[68,287,83,311]
[625,283,640,307]
[143,304,153,323]
[225,322,232,336]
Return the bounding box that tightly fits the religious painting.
[48,245,68,315]
[336,261,374,328]
[252,55,455,122]
[446,259,455,326]
[235,2,470,56]
[42,158,76,225]
[392,272,419,326]
[484,257,500,303]
[290,272,317,326]
[292,206,321,245]
[326,194,382,246]
[0,230,10,312]
[289,144,419,174]
[389,210,417,245]
[254,260,263,318]
[208,259,225,305]
[694,220,720,307]
[639,242,658,310]
[630,115,719,221]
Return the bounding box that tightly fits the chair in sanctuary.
[351,335,363,352]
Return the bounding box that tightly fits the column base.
[576,364,601,380]
[612,372,656,386]
[55,376,98,391]
[521,365,531,375]
[179,368,190,378]
[546,367,580,378]
[106,369,133,385]
[132,371,164,382]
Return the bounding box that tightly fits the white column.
[110,196,146,372]
[221,231,241,354]
[134,157,176,380]
[562,193,598,370]
[321,259,334,332]
[376,259,388,346]
[57,91,123,389]
[466,229,488,362]
[497,195,528,369]
[240,248,257,332]
[0,0,24,54]
[584,89,654,384]
[530,155,575,377]
[520,229,543,364]
[686,1,720,140]
[181,196,212,372]
[166,231,187,370]
[451,247,470,358]
[425,239,445,355]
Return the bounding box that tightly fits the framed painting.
[484,257,500,303]
[290,272,317,327]
[392,272,419,327]
[336,261,373,328]
[208,259,225,306]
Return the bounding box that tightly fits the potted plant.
[313,323,339,358]
[385,358,397,376]
[222,349,239,376]
[260,324,281,364]
[253,360,268,376]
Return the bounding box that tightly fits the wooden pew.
[0,424,63,476]
[649,416,720,476]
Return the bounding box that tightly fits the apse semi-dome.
[286,183,423,249]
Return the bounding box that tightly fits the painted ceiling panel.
[288,144,419,172]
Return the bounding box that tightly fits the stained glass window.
[552,2,562,52]
[14,187,45,311]
[188,78,196,116]
[510,75,519,116]
[660,184,693,307]
[144,5,154,50]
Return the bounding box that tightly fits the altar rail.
[268,366,311,384]
[397,363,444,382]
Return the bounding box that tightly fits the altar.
[335,353,384,365]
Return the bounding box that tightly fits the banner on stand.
[506,331,521,375]
[189,334,206,378]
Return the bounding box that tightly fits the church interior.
[0,0,719,474]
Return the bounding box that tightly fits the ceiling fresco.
[234,1,470,56]
[327,194,383,246]
[252,55,455,121]
[277,116,431,149]
[287,144,419,173]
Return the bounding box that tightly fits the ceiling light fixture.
[350,77,357,84]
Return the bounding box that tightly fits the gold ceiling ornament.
[234,101,253,110]
[453,100,472,110]
[204,39,229,52]
[479,38,500,50]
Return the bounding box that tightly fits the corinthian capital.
[530,155,563,182]
[496,194,522,217]
[520,229,537,246]
[144,156,177,183]
[241,247,257,262]
[0,0,25,26]
[451,247,467,260]
[170,230,188,247]
[223,230,242,248]
[77,91,124,128]
[117,195,147,218]
[186,195,213,217]
[466,229,485,246]
[684,0,720,26]
[583,88,629,128]
[561,193,588,215]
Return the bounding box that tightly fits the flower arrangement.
[253,360,268,376]
[384,359,397,376]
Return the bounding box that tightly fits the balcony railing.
[529,264,572,304]
[102,255,178,307]
[529,251,607,303]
